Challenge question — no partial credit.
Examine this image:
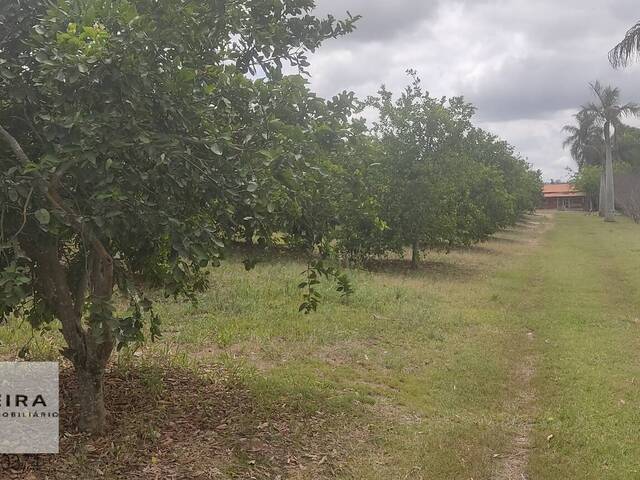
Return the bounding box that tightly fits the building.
[542,183,586,210]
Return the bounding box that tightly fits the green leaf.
[211,144,223,155]
[246,182,258,192]
[35,52,54,65]
[258,149,274,160]
[34,209,50,225]
[0,68,16,79]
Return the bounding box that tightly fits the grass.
[523,214,640,479]
[4,212,640,478]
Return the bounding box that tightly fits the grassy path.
[4,212,640,479]
[476,211,640,479]
[521,214,640,479]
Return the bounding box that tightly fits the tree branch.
[74,257,89,317]
[0,124,30,166]
[11,186,34,240]
[1,123,114,365]
[0,123,112,262]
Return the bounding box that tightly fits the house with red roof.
[541,183,585,210]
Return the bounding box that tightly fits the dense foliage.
[361,72,541,266]
[1,0,541,433]
[0,0,358,432]
[571,165,602,212]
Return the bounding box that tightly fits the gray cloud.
[314,0,439,43]
[307,0,640,180]
[468,54,640,122]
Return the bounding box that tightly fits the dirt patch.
[190,341,247,360]
[367,396,423,427]
[493,332,537,480]
[3,362,364,480]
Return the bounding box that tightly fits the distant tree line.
[237,70,543,271]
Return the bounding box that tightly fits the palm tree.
[562,110,603,169]
[582,81,640,221]
[610,22,640,68]
[563,110,606,215]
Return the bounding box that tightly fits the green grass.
[522,214,640,479]
[5,212,640,478]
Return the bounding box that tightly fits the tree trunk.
[24,241,114,435]
[411,240,419,269]
[79,251,115,434]
[2,124,114,434]
[244,225,254,246]
[76,365,107,433]
[604,122,616,222]
[599,171,606,217]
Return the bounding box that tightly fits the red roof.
[543,183,585,198]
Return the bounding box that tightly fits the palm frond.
[581,101,599,115]
[563,104,607,167]
[580,103,604,127]
[619,102,640,117]
[589,82,620,110]
[609,21,640,68]
[562,137,574,149]
[562,125,579,135]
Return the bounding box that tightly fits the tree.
[367,72,475,267]
[330,121,388,264]
[365,72,541,267]
[609,21,640,68]
[0,0,357,433]
[581,82,640,222]
[562,110,603,169]
[223,74,353,250]
[466,128,542,220]
[616,124,640,169]
[562,109,605,214]
[571,165,602,212]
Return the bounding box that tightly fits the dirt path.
[492,211,640,479]
[493,331,537,480]
[492,214,553,479]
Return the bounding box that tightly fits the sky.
[306,0,640,181]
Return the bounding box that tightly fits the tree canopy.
[0,0,358,433]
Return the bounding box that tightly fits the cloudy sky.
[307,0,640,181]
